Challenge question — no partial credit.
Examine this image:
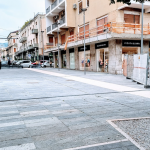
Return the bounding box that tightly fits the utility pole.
[82,8,87,75]
[141,2,144,54]
[41,31,45,67]
[57,20,60,71]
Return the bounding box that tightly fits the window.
[13,39,15,43]
[49,37,53,45]
[70,31,74,42]
[79,1,82,14]
[87,0,89,7]
[79,24,89,39]
[61,34,65,45]
[97,16,108,34]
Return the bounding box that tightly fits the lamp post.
[141,2,144,54]
[57,20,60,71]
[81,8,87,75]
[41,31,45,67]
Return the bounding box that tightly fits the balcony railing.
[67,22,150,43]
[46,6,50,14]
[59,0,63,3]
[19,37,27,43]
[47,26,51,32]
[60,16,65,25]
[52,22,58,30]
[51,0,58,10]
[46,43,53,46]
[32,29,38,34]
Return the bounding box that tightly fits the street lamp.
[141,2,144,54]
[81,8,87,75]
[57,20,60,71]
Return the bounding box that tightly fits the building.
[45,0,150,74]
[6,31,18,61]
[15,13,50,62]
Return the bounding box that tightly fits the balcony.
[27,43,39,51]
[47,26,51,33]
[60,16,65,25]
[19,37,27,43]
[52,22,58,30]
[32,29,38,34]
[46,6,50,14]
[46,0,65,16]
[51,0,58,10]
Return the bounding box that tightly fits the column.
[90,44,96,72]
[66,48,70,69]
[74,47,79,70]
[143,41,149,54]
[53,52,56,68]
[108,40,122,74]
[58,50,62,68]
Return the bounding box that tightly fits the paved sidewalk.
[0,68,149,150]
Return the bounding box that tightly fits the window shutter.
[124,14,134,23]
[79,2,82,14]
[135,15,140,24]
[55,37,58,46]
[14,48,16,53]
[61,34,65,45]
[13,39,15,43]
[49,37,53,45]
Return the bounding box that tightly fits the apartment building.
[45,0,150,74]
[15,13,50,62]
[6,31,18,61]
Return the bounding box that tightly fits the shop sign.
[95,41,108,49]
[122,40,141,47]
[78,45,90,52]
[69,48,74,53]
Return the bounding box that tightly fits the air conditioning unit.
[73,4,77,9]
[54,15,59,20]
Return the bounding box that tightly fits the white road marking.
[26,69,150,99]
[0,111,19,115]
[0,143,36,150]
[62,139,128,150]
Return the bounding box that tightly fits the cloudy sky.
[0,0,45,43]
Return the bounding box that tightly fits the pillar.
[90,44,96,72]
[66,48,70,69]
[108,40,122,75]
[53,52,56,68]
[74,47,79,70]
[58,50,62,68]
[143,41,149,54]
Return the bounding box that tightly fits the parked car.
[16,60,33,68]
[1,61,8,66]
[41,61,50,68]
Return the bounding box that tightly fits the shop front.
[69,48,75,70]
[78,45,90,71]
[95,41,109,73]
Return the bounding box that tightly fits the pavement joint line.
[62,139,128,150]
[0,90,146,103]
[107,119,146,150]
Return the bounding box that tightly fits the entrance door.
[70,53,75,69]
[97,48,109,72]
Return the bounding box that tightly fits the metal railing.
[52,22,58,30]
[67,22,150,43]
[46,43,53,46]
[51,0,58,10]
[60,16,65,25]
[47,26,51,32]
[46,6,50,14]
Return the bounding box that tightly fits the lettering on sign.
[95,41,108,49]
[122,40,141,47]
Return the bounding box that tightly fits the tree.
[110,0,150,5]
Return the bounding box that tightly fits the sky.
[0,0,45,43]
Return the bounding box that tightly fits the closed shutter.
[79,2,82,14]
[49,37,53,46]
[79,24,89,39]
[13,39,15,43]
[97,17,107,34]
[135,15,140,24]
[61,34,65,45]
[70,31,74,42]
[55,37,58,46]
[14,48,16,53]
[124,14,134,23]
